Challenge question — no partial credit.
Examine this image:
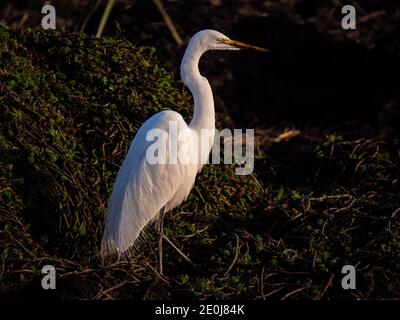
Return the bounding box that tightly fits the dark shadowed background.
[1,0,399,133]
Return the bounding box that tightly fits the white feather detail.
[101,110,199,257]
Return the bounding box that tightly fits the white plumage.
[100,30,268,268]
[101,110,200,255]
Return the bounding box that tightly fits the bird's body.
[101,30,267,269]
[101,109,202,254]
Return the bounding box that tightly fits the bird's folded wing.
[101,151,185,256]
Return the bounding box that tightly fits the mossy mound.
[0,26,193,293]
[0,26,399,300]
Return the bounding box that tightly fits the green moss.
[0,26,193,262]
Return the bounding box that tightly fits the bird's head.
[181,30,269,83]
[190,29,269,53]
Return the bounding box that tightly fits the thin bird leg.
[163,234,197,268]
[158,207,165,276]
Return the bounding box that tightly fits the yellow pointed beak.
[217,38,270,52]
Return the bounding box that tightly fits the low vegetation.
[0,26,399,299]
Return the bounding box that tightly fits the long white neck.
[180,44,215,133]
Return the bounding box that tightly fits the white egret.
[101,29,268,275]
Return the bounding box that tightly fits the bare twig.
[96,0,116,38]
[80,0,102,33]
[95,280,131,299]
[332,198,357,214]
[260,266,266,300]
[359,10,386,23]
[59,268,95,278]
[163,234,196,268]
[281,286,306,300]
[145,261,170,284]
[224,233,241,277]
[315,273,335,300]
[309,194,353,202]
[273,129,301,143]
[153,0,183,45]
[263,286,285,299]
